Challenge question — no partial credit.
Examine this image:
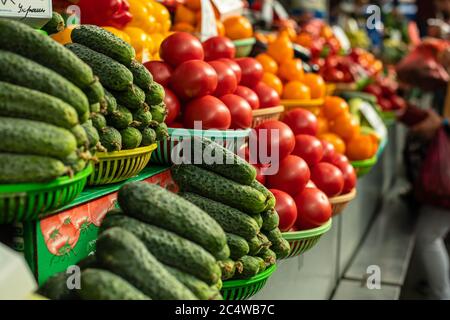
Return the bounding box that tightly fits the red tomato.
[143,61,173,87]
[183,95,231,130]
[310,162,344,197]
[330,158,356,194]
[170,122,184,128]
[282,108,318,136]
[253,120,295,162]
[252,82,280,108]
[328,153,350,168]
[234,85,260,110]
[220,94,252,129]
[266,155,310,196]
[270,189,298,232]
[40,212,80,256]
[294,188,332,230]
[217,58,242,83]
[163,87,181,125]
[292,134,324,166]
[209,61,237,97]
[203,36,236,61]
[160,32,204,67]
[320,140,337,163]
[235,57,264,87]
[170,60,218,100]
[253,164,266,184]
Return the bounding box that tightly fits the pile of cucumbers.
[0,19,105,183]
[39,181,229,300]
[171,138,291,280]
[66,25,168,152]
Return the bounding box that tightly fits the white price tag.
[359,100,388,141]
[200,0,218,41]
[0,0,52,19]
[211,0,243,15]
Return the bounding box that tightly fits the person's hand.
[411,108,443,140]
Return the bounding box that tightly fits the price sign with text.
[0,0,52,19]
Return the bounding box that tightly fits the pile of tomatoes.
[144,32,281,130]
[248,107,357,233]
[254,31,327,101]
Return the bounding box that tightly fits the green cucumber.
[0,153,67,183]
[172,165,267,214]
[129,60,153,91]
[0,50,89,122]
[84,79,106,106]
[255,257,266,273]
[145,82,165,105]
[71,124,89,148]
[252,214,263,228]
[107,105,133,130]
[265,228,291,259]
[215,244,231,261]
[82,121,100,150]
[77,255,98,270]
[63,152,87,175]
[71,25,135,66]
[0,82,78,129]
[261,208,280,232]
[140,127,156,146]
[120,127,142,150]
[0,19,95,88]
[111,85,146,110]
[149,102,167,123]
[189,137,256,185]
[258,248,276,266]
[258,232,271,248]
[80,269,150,300]
[99,126,122,152]
[180,192,260,241]
[248,235,263,256]
[104,89,118,115]
[0,117,76,160]
[96,227,197,300]
[104,214,222,284]
[91,113,107,131]
[164,265,221,300]
[251,180,276,210]
[90,103,101,113]
[65,43,133,91]
[155,122,169,141]
[218,259,237,280]
[226,233,250,260]
[132,108,153,130]
[37,272,77,300]
[118,181,227,258]
[235,256,260,279]
[41,12,65,35]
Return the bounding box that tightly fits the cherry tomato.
[183,95,231,130]
[202,36,236,61]
[310,162,344,197]
[295,188,332,230]
[292,135,324,166]
[220,94,252,129]
[270,189,298,232]
[143,61,173,87]
[252,82,280,108]
[209,60,237,97]
[266,155,310,196]
[234,85,260,110]
[163,87,181,125]
[160,32,204,67]
[328,155,356,194]
[320,140,337,163]
[282,108,318,136]
[217,58,242,83]
[253,120,295,163]
[170,60,218,100]
[234,57,263,87]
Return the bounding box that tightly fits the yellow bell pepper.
[102,26,132,44]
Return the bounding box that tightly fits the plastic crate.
[233,38,256,57]
[281,219,332,259]
[0,165,92,223]
[221,264,277,300]
[88,144,157,185]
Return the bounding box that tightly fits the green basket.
[233,38,256,57]
[350,155,378,177]
[221,264,277,300]
[281,219,333,259]
[88,144,157,185]
[150,128,251,165]
[0,165,92,224]
[379,110,396,126]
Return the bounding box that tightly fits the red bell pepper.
[77,0,132,29]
